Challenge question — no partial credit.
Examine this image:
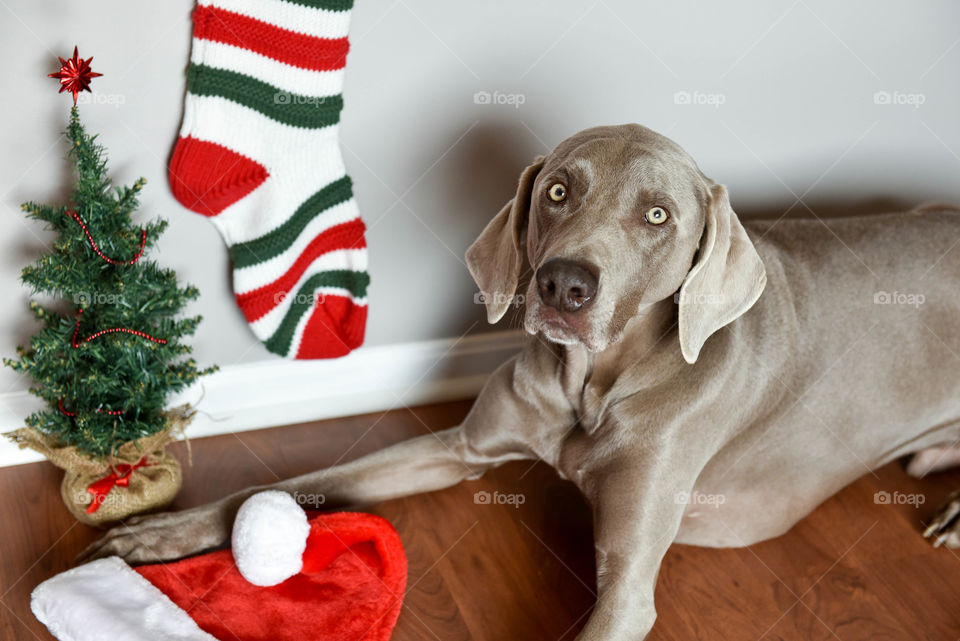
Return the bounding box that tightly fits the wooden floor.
[1,399,959,641]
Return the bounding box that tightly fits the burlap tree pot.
[5,405,194,526]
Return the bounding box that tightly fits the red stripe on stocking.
[192,6,349,72]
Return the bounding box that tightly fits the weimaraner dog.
[85,124,960,640]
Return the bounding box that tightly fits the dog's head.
[466,124,766,363]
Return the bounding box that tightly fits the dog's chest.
[562,352,612,436]
[563,347,652,435]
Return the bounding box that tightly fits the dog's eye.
[645,206,669,225]
[547,183,567,202]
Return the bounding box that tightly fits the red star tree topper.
[49,46,102,104]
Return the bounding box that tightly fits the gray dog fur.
[84,124,960,640]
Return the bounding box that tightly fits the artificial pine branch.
[4,107,216,458]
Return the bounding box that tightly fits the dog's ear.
[466,156,545,323]
[677,183,766,363]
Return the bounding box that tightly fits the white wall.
[1,0,959,393]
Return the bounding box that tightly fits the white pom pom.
[232,491,309,587]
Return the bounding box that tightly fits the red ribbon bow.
[86,458,150,514]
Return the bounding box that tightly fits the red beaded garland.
[58,397,123,417]
[71,308,166,348]
[67,209,146,265]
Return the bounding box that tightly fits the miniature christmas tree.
[5,107,215,457]
[4,48,215,524]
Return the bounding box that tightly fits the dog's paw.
[78,504,229,564]
[923,490,960,548]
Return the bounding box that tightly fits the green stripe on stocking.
[187,64,343,128]
[264,270,371,355]
[281,0,354,11]
[230,176,354,269]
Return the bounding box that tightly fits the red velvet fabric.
[135,512,406,641]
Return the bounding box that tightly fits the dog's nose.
[536,259,598,313]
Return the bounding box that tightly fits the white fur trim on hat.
[31,556,217,641]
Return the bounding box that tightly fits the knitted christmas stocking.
[168,0,368,359]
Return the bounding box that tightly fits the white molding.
[0,330,524,468]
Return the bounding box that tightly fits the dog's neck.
[594,298,679,371]
[560,297,680,426]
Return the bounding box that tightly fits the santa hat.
[30,491,407,641]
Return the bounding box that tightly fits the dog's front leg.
[573,457,698,641]
[79,425,502,563]
[82,357,554,564]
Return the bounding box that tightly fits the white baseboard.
[0,330,524,468]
